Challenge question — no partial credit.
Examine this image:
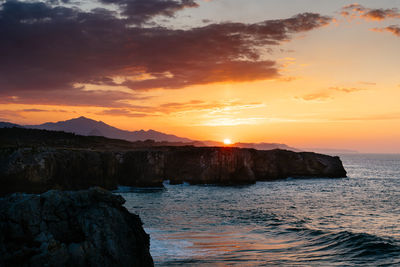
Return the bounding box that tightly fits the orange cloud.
[371,25,400,37]
[295,92,332,102]
[97,100,266,118]
[329,87,364,93]
[342,4,400,21]
[296,86,365,102]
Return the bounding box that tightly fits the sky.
[1,0,400,153]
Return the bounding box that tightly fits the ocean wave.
[287,226,400,261]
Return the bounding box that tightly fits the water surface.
[118,154,400,266]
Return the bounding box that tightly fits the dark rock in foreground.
[0,188,154,267]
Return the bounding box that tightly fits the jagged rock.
[0,188,154,267]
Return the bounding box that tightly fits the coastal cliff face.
[0,148,122,194]
[0,146,346,195]
[165,147,256,185]
[253,149,347,180]
[0,187,154,267]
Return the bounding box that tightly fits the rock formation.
[0,187,154,267]
[0,145,347,195]
[0,127,347,194]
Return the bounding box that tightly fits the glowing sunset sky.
[1,0,400,152]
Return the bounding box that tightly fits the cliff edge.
[0,128,347,195]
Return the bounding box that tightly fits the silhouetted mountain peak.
[24,116,193,143]
[66,116,101,124]
[73,116,94,122]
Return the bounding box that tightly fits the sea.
[116,154,400,266]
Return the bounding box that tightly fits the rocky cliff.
[0,187,154,267]
[0,145,347,195]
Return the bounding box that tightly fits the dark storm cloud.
[0,0,331,106]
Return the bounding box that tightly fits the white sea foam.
[145,228,208,261]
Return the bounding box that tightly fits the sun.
[223,138,232,145]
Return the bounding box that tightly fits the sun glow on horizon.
[223,138,232,145]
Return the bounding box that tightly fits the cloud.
[295,92,332,102]
[341,4,400,21]
[371,25,400,37]
[0,88,146,107]
[97,99,266,118]
[158,99,266,115]
[20,109,48,112]
[98,108,151,117]
[329,87,364,93]
[296,86,365,102]
[98,0,198,25]
[341,4,400,38]
[20,108,70,113]
[0,0,331,106]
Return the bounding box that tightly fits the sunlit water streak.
[117,154,400,266]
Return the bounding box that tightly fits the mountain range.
[25,116,194,143]
[0,116,299,151]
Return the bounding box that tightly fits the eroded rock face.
[0,148,122,194]
[252,150,347,180]
[0,147,347,195]
[164,147,256,185]
[0,188,154,267]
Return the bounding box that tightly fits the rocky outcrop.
[0,146,346,195]
[252,149,347,180]
[0,187,154,267]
